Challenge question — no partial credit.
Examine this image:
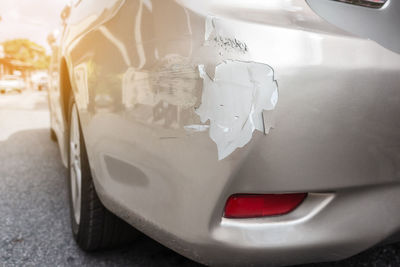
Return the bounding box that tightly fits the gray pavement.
[0,90,399,266]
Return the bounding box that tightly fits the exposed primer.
[205,16,248,54]
[184,124,210,132]
[196,60,278,160]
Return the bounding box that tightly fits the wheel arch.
[60,57,73,125]
[57,56,74,167]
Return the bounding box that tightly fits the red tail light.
[224,193,307,218]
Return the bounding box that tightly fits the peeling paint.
[213,36,248,53]
[196,60,278,160]
[205,16,248,54]
[184,124,210,132]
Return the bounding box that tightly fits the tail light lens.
[333,0,387,8]
[224,193,307,218]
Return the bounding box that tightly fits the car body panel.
[307,0,400,54]
[48,0,400,265]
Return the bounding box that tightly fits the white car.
[48,0,400,265]
[0,75,26,94]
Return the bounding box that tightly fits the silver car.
[48,0,400,265]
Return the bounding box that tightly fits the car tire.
[67,96,138,251]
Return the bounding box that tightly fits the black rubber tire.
[67,96,138,251]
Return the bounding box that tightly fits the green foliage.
[2,39,49,69]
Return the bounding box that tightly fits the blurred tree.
[2,39,49,69]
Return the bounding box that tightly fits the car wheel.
[67,97,138,251]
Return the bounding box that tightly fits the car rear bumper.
[209,185,400,266]
[96,181,400,266]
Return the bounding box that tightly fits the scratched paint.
[205,16,248,55]
[196,60,278,160]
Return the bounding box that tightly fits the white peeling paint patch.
[184,124,210,132]
[196,60,278,160]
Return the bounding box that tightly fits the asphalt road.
[1,90,400,267]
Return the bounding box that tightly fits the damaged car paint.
[205,16,248,54]
[190,15,278,159]
[196,61,278,159]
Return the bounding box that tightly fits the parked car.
[48,0,400,266]
[0,75,26,94]
[36,76,48,91]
